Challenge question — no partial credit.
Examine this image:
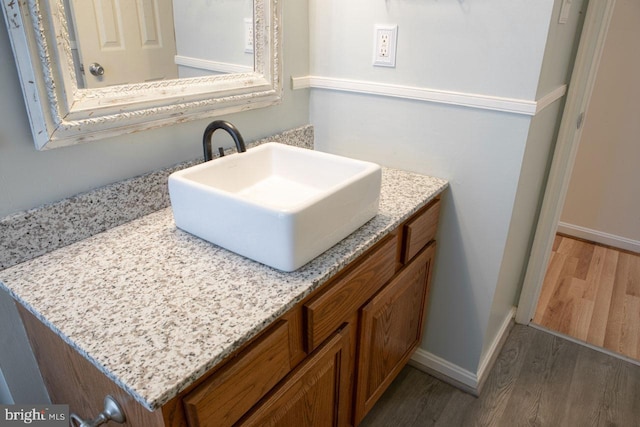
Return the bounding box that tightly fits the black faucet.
[202,120,246,161]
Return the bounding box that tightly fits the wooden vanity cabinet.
[352,200,440,423]
[304,233,399,352]
[237,325,351,427]
[18,197,441,427]
[182,318,298,426]
[354,242,436,424]
[163,307,307,427]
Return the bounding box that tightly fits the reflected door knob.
[89,63,105,76]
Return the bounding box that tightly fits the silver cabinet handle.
[70,395,126,427]
[89,63,105,77]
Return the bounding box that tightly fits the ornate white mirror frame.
[2,0,282,150]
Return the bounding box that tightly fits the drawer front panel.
[305,233,398,351]
[183,320,291,427]
[402,198,441,263]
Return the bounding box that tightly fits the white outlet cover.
[559,0,572,24]
[373,24,398,67]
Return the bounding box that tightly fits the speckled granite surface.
[0,167,447,412]
[0,125,314,270]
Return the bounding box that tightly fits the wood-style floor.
[533,234,640,361]
[361,325,640,426]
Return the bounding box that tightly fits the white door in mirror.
[71,0,178,87]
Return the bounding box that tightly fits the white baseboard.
[475,307,516,393]
[410,348,480,395]
[557,222,640,253]
[409,307,516,396]
[174,55,252,74]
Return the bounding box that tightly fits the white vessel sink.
[168,142,381,271]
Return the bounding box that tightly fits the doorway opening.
[520,0,640,364]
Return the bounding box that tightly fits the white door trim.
[515,0,617,325]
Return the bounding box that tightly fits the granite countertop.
[0,168,447,411]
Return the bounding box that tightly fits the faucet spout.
[202,120,246,161]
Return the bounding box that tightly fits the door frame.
[515,0,617,325]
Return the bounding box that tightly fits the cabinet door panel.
[355,243,436,424]
[239,325,351,427]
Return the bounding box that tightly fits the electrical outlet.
[373,25,397,67]
[244,18,254,53]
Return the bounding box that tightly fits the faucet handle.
[202,120,246,161]
[218,147,225,157]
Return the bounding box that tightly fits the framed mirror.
[2,0,282,150]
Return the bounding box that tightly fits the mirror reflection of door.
[69,0,178,88]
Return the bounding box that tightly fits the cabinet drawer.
[183,320,292,427]
[305,233,398,351]
[402,198,440,263]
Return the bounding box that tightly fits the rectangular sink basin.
[168,143,382,271]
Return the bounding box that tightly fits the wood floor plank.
[496,329,577,426]
[534,251,567,324]
[620,295,640,360]
[599,356,640,426]
[570,294,594,342]
[536,235,640,362]
[560,278,585,339]
[360,364,453,426]
[458,326,531,426]
[586,248,618,346]
[623,251,640,297]
[432,391,476,427]
[574,239,595,280]
[604,252,631,354]
[413,380,468,426]
[558,342,615,426]
[583,245,607,301]
[556,236,578,255]
[362,326,640,427]
[539,258,579,331]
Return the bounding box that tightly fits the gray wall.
[485,0,587,360]
[174,0,254,76]
[308,0,585,376]
[308,0,551,374]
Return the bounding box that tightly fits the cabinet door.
[354,243,436,424]
[239,325,351,427]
